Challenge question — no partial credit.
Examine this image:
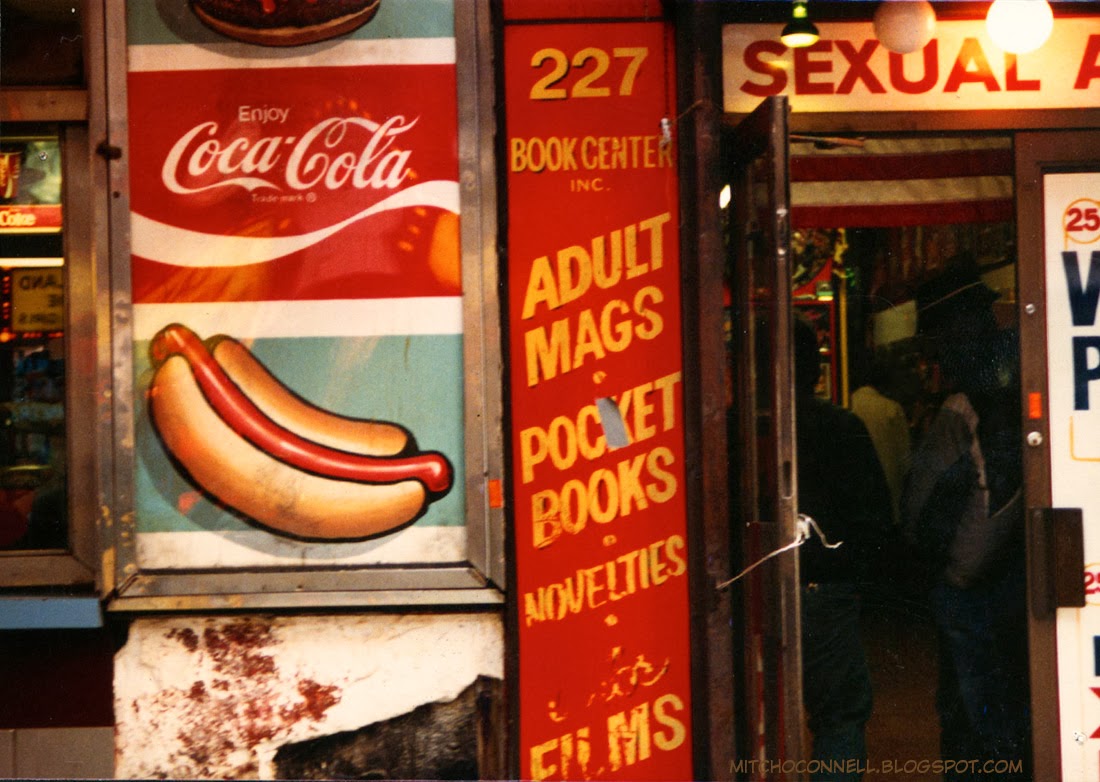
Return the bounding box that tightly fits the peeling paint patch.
[188,681,206,701]
[203,620,278,679]
[115,614,504,780]
[167,627,199,652]
[274,676,501,781]
[125,617,343,779]
[282,680,341,723]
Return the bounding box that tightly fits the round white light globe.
[873,0,937,54]
[986,0,1054,54]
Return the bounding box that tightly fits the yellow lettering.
[573,309,607,367]
[525,319,571,386]
[592,234,622,288]
[634,285,664,340]
[561,479,587,536]
[649,540,668,584]
[523,591,545,627]
[665,534,687,577]
[640,212,670,270]
[531,491,560,549]
[633,381,656,441]
[607,703,651,771]
[645,447,678,503]
[599,299,632,353]
[520,427,549,484]
[557,245,591,306]
[653,694,687,752]
[577,404,606,461]
[529,738,558,781]
[547,415,578,471]
[617,453,648,517]
[588,468,619,524]
[522,255,559,319]
[654,371,682,431]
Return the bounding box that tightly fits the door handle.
[1029,507,1085,618]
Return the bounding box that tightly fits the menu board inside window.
[0,131,67,551]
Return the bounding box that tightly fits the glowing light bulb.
[781,1,820,48]
[873,1,937,54]
[986,0,1054,54]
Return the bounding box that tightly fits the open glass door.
[722,95,803,774]
[1016,129,1100,782]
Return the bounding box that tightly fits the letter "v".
[1064,251,1100,327]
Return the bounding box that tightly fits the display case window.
[0,131,66,552]
[0,1,84,87]
[1,0,101,588]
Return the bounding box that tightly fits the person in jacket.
[901,256,1029,781]
[794,315,893,781]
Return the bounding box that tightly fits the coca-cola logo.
[162,114,419,196]
[0,209,37,228]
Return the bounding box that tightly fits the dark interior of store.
[777,132,1018,777]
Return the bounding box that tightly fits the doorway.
[721,120,1031,777]
[788,132,1021,777]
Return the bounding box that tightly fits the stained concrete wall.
[114,612,503,780]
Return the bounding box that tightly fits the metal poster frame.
[100,0,503,611]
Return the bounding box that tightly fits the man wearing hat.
[901,255,1029,780]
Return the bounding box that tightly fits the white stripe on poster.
[133,297,463,341]
[137,526,466,569]
[127,37,456,72]
[130,181,460,268]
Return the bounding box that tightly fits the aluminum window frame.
[99,0,504,611]
[0,18,109,589]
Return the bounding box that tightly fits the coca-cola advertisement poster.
[125,1,466,569]
[503,7,694,780]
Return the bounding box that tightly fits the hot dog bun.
[209,335,411,457]
[151,354,428,540]
[190,0,382,47]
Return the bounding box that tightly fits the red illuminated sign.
[723,18,1100,113]
[504,14,692,781]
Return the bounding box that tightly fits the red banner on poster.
[127,63,459,304]
[504,18,692,781]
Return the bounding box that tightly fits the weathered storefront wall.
[115,614,502,779]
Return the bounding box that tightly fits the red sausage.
[150,324,452,494]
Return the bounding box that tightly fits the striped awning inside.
[790,136,1014,228]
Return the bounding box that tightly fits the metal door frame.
[1016,129,1100,781]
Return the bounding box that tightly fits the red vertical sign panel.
[505,17,692,781]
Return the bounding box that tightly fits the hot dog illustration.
[208,335,411,457]
[147,323,452,540]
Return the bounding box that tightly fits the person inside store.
[794,315,893,782]
[900,256,1029,781]
[850,348,912,528]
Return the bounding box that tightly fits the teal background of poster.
[127,0,454,46]
[133,333,465,536]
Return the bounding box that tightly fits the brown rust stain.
[167,627,199,652]
[280,679,342,723]
[140,618,344,779]
[203,620,278,679]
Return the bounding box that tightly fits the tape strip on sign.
[596,396,630,449]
